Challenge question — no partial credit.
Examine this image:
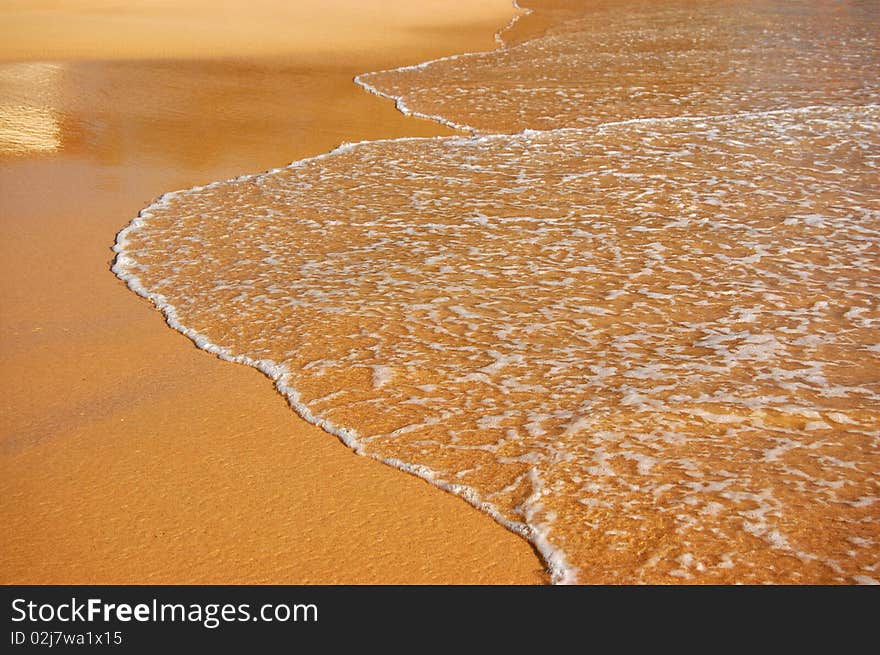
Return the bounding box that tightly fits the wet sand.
[0,1,546,583]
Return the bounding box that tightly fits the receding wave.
[114,0,880,583]
[358,0,879,134]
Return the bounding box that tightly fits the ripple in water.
[114,0,880,583]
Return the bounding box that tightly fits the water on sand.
[115,0,879,583]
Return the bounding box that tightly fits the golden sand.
[0,0,515,63]
[0,1,545,584]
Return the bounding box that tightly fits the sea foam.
[114,0,880,583]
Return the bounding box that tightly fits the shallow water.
[115,0,880,583]
[360,0,880,133]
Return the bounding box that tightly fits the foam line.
[112,0,876,585]
[112,211,577,581]
[354,0,533,135]
[113,99,875,586]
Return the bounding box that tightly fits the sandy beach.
[4,0,877,586]
[0,1,546,584]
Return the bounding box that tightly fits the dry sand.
[0,0,546,583]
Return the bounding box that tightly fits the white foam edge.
[353,0,876,139]
[494,0,534,46]
[112,0,878,582]
[111,160,577,584]
[354,0,533,134]
[111,99,876,587]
